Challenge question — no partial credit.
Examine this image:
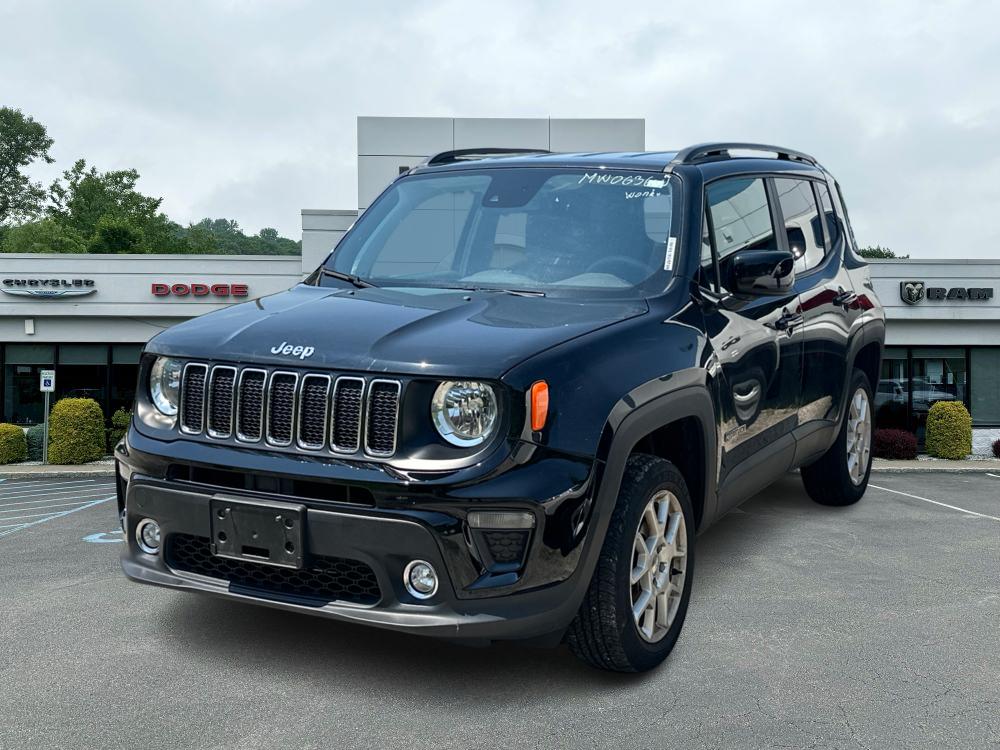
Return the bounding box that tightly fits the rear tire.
[801,368,873,506]
[567,454,695,672]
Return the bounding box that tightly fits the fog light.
[403,560,438,599]
[136,518,161,554]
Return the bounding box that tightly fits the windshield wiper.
[460,286,546,298]
[321,269,377,289]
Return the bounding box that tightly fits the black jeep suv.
[117,143,884,672]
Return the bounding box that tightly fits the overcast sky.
[2,0,997,256]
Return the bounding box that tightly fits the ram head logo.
[900,281,925,305]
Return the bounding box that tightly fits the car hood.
[145,284,648,377]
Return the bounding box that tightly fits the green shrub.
[47,398,106,464]
[26,423,45,461]
[107,408,131,452]
[925,401,972,460]
[0,423,28,464]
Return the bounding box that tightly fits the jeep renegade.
[117,143,884,672]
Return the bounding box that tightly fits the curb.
[0,467,116,480]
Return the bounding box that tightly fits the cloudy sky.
[2,0,997,256]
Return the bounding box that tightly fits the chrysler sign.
[1,278,96,298]
[900,280,993,305]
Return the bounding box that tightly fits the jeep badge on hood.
[270,341,315,359]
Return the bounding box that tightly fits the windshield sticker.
[624,188,661,200]
[664,237,677,270]
[578,173,665,188]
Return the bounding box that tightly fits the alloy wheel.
[630,489,688,643]
[846,386,872,485]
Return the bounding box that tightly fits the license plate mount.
[209,496,305,569]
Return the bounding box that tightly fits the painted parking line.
[0,495,115,539]
[0,499,116,516]
[0,478,104,490]
[869,483,1000,522]
[987,473,1000,480]
[0,478,107,490]
[0,483,114,502]
[0,488,114,503]
[0,487,111,513]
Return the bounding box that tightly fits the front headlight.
[431,381,498,447]
[149,356,183,416]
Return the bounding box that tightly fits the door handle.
[773,310,803,331]
[833,287,858,308]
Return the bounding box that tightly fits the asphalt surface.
[1,472,998,749]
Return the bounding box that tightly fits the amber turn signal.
[530,381,549,432]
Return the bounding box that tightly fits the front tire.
[800,368,874,506]
[567,454,695,672]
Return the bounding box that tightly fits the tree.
[137,213,189,254]
[0,107,54,225]
[48,159,162,239]
[0,218,86,253]
[857,244,908,259]
[87,215,142,253]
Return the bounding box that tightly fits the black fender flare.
[593,383,719,535]
[548,383,718,632]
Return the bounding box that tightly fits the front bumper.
[117,429,602,641]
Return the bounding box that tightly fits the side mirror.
[725,250,796,296]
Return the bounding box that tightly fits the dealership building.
[2,117,998,453]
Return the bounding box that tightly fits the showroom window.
[875,346,989,443]
[2,344,56,425]
[58,344,108,407]
[111,344,143,415]
[0,343,143,427]
[910,348,967,443]
[876,348,908,430]
[971,349,1000,426]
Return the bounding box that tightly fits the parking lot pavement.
[1,473,998,750]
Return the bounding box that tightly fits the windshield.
[323,167,679,296]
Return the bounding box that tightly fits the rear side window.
[814,181,842,248]
[833,182,859,252]
[774,178,825,273]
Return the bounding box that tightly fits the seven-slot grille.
[178,363,400,457]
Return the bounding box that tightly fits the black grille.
[167,534,380,605]
[331,378,364,453]
[483,530,530,565]
[180,365,207,433]
[297,375,330,449]
[207,367,235,437]
[365,381,400,455]
[267,373,297,445]
[237,370,266,441]
[177,363,400,457]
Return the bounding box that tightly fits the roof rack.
[666,142,819,169]
[422,147,551,167]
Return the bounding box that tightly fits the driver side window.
[704,177,777,293]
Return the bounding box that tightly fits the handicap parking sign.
[40,369,55,392]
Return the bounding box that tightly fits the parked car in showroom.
[116,143,884,672]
